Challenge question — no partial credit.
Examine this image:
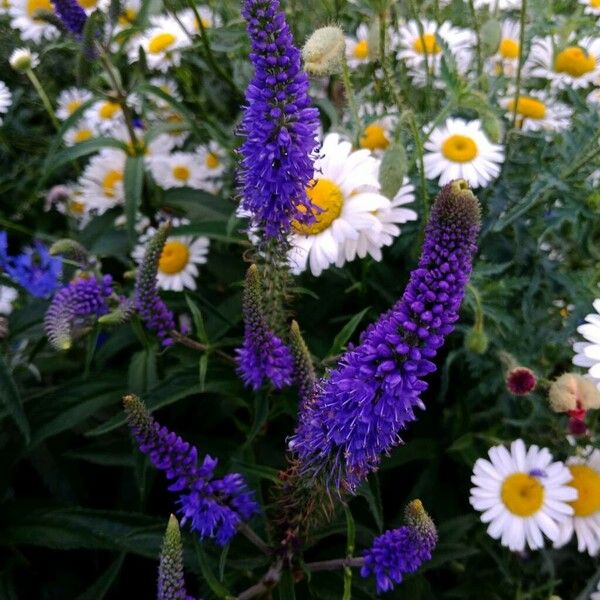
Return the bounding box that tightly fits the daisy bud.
[465,327,489,354]
[549,373,600,413]
[505,367,537,396]
[9,48,39,72]
[49,238,90,268]
[302,25,345,76]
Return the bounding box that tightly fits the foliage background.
[1,0,600,598]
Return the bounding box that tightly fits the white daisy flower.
[587,88,600,106]
[8,47,39,71]
[579,0,600,16]
[424,118,504,188]
[345,23,370,68]
[63,119,95,146]
[336,178,417,265]
[148,76,182,108]
[113,0,140,32]
[149,151,207,189]
[0,0,12,15]
[77,149,127,214]
[46,184,91,226]
[178,6,221,32]
[56,88,93,121]
[470,439,577,552]
[132,219,209,292]
[288,132,390,277]
[9,0,59,43]
[526,36,600,90]
[84,99,126,135]
[357,105,397,156]
[0,81,12,124]
[572,298,600,390]
[74,0,108,15]
[395,20,474,87]
[128,15,191,73]
[488,20,520,78]
[554,447,600,556]
[0,286,18,315]
[499,90,572,133]
[195,141,226,193]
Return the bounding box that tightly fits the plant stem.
[511,0,527,130]
[404,111,428,227]
[343,507,356,600]
[468,0,483,82]
[378,9,406,114]
[305,557,365,572]
[237,522,271,555]
[235,560,283,600]
[340,54,362,144]
[26,70,60,131]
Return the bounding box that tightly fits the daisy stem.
[407,0,432,108]
[511,0,528,130]
[378,9,407,113]
[467,0,483,82]
[404,111,428,228]
[25,70,60,132]
[340,54,362,145]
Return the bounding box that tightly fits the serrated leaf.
[326,308,370,358]
[0,353,30,443]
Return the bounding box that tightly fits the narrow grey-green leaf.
[0,354,30,443]
[326,308,370,358]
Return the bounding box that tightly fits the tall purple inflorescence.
[51,0,87,36]
[44,274,113,350]
[124,395,258,546]
[361,500,438,594]
[239,0,319,239]
[289,180,481,492]
[134,223,176,347]
[235,264,294,390]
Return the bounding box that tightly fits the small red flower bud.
[506,367,537,396]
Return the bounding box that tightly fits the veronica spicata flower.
[289,180,481,492]
[50,0,87,36]
[124,394,258,546]
[158,515,195,600]
[238,0,319,239]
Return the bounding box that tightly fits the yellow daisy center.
[205,152,220,169]
[292,178,344,236]
[73,128,93,143]
[77,0,96,8]
[148,32,177,54]
[67,99,82,114]
[499,38,519,59]
[172,165,190,181]
[441,134,478,163]
[507,96,547,120]
[568,465,600,517]
[353,40,368,60]
[98,101,120,120]
[501,472,545,517]
[27,0,52,19]
[102,170,123,198]
[413,33,441,55]
[68,199,85,214]
[591,0,600,7]
[554,46,596,77]
[118,7,137,24]
[159,240,190,274]
[194,16,211,29]
[359,124,390,151]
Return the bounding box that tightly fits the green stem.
[405,112,428,227]
[378,10,406,113]
[511,0,527,130]
[467,0,483,82]
[343,506,355,600]
[407,0,432,105]
[341,54,362,145]
[26,70,60,131]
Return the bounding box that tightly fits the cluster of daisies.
[343,0,600,190]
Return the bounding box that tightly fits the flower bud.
[302,26,345,76]
[9,48,39,72]
[505,367,537,396]
[465,327,489,354]
[548,373,600,413]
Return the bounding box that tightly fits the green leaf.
[277,570,296,600]
[357,476,383,532]
[75,553,125,600]
[242,392,269,448]
[185,295,209,343]
[379,143,407,199]
[44,137,128,176]
[199,354,208,391]
[326,308,370,358]
[124,154,145,246]
[194,540,233,599]
[229,460,280,483]
[0,354,30,443]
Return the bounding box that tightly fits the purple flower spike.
[44,273,113,350]
[361,500,438,594]
[239,0,320,239]
[51,0,87,36]
[158,515,192,600]
[124,395,258,546]
[134,223,176,347]
[235,264,294,390]
[289,180,481,492]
